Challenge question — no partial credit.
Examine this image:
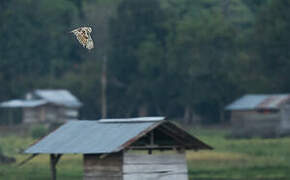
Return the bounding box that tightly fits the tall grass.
[187,127,290,179]
[1,127,290,179]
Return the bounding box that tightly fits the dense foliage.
[0,0,289,124]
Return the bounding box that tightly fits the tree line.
[0,0,289,124]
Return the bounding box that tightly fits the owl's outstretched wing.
[71,27,94,50]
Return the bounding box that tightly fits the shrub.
[30,125,48,139]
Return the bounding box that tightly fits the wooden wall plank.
[83,153,123,180]
[85,176,122,180]
[124,153,186,164]
[123,153,188,180]
[123,164,187,173]
[123,173,188,180]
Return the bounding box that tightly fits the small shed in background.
[0,89,82,125]
[225,94,290,137]
[24,117,212,180]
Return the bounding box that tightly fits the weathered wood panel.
[44,106,59,122]
[124,153,187,164]
[23,107,42,123]
[83,153,122,180]
[85,176,122,180]
[23,108,36,123]
[280,105,290,135]
[123,164,187,173]
[123,173,188,180]
[230,110,282,137]
[123,153,188,180]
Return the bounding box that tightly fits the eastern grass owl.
[71,27,94,50]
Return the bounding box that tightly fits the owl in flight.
[71,27,94,50]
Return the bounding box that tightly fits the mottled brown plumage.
[71,27,94,50]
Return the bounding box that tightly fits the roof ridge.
[99,117,165,123]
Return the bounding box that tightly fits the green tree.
[107,0,255,123]
[0,0,81,124]
[254,0,290,92]
[53,0,120,119]
[163,0,254,123]
[242,0,269,12]
[108,0,168,117]
[0,0,79,98]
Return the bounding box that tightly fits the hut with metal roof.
[23,117,212,180]
[0,89,82,125]
[225,94,290,137]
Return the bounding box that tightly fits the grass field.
[1,127,290,180]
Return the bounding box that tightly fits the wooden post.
[148,149,152,155]
[148,131,154,155]
[50,154,56,180]
[177,147,185,154]
[150,130,154,145]
[101,55,107,118]
[50,154,62,180]
[8,109,13,126]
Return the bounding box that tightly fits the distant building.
[0,89,82,124]
[225,94,290,137]
[24,117,212,180]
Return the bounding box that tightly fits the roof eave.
[114,120,166,153]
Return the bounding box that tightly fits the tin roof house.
[23,117,212,180]
[225,94,290,137]
[0,89,82,125]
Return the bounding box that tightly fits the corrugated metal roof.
[25,120,160,154]
[0,89,82,108]
[25,117,211,154]
[0,99,47,108]
[225,94,290,110]
[34,89,82,108]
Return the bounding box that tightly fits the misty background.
[0,0,289,124]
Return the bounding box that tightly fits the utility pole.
[222,0,230,17]
[101,55,107,118]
